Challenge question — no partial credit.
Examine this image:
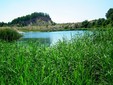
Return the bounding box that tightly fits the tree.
[81,20,89,28]
[106,8,113,20]
[96,18,105,27]
[106,8,113,27]
[0,22,8,27]
[0,22,4,27]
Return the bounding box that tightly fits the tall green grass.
[0,28,113,85]
[0,28,22,42]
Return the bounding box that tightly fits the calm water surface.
[21,31,87,45]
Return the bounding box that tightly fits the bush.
[0,28,22,42]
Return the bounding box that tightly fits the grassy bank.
[1,26,112,32]
[0,28,22,42]
[0,28,113,85]
[0,26,94,32]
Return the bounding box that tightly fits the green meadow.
[0,28,113,85]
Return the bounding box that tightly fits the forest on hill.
[0,12,54,27]
[0,8,113,29]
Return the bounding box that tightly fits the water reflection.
[21,31,86,45]
[20,38,51,46]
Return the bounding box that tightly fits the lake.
[21,30,87,45]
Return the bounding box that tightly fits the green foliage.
[0,8,113,30]
[0,29,113,84]
[0,28,22,42]
[11,12,52,26]
[106,8,113,20]
[81,20,89,28]
[96,18,106,27]
[0,22,8,27]
[0,22,4,27]
[105,8,113,27]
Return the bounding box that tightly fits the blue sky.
[0,0,113,23]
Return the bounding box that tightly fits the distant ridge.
[11,12,53,26]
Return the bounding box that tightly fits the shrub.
[0,28,22,42]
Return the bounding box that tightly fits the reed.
[0,28,22,42]
[0,28,113,85]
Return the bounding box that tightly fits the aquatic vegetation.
[0,28,113,85]
[0,28,22,42]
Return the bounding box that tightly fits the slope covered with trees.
[0,12,53,27]
[0,8,113,30]
[10,12,53,26]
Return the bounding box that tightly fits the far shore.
[0,26,112,32]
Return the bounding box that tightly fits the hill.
[10,12,53,26]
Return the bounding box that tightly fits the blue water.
[22,31,86,45]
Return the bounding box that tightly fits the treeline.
[64,8,113,29]
[85,8,113,28]
[0,12,52,27]
[0,8,113,28]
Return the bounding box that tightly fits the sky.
[0,0,113,23]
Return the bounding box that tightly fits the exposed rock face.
[11,12,53,26]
